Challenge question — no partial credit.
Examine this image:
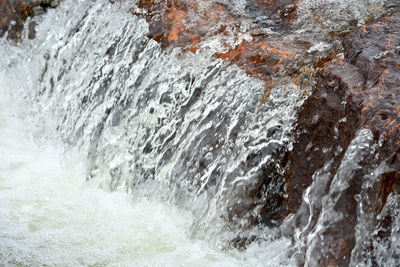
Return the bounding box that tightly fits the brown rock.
[130,4,399,246]
[0,0,33,39]
[342,9,400,211]
[283,58,364,217]
[133,0,243,51]
[0,0,60,40]
[216,36,309,84]
[282,9,400,265]
[133,0,315,91]
[128,2,399,262]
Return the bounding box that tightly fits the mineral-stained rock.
[216,36,309,84]
[0,0,60,39]
[117,0,400,263]
[131,4,399,251]
[134,0,300,47]
[132,0,372,99]
[282,9,400,266]
[132,0,314,88]
[133,0,244,51]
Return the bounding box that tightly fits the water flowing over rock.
[282,9,400,266]
[1,0,399,266]
[131,0,315,86]
[129,1,400,264]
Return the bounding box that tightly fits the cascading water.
[1,0,399,266]
[0,0,297,265]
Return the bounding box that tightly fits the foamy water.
[0,63,293,266]
[1,0,394,265]
[0,1,294,265]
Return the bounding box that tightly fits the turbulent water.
[0,0,296,265]
[0,103,292,267]
[1,0,397,266]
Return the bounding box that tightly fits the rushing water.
[1,0,397,266]
[0,105,291,267]
[0,0,296,265]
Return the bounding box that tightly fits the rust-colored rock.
[131,6,399,256]
[216,36,309,84]
[133,0,243,51]
[130,3,400,264]
[133,0,313,88]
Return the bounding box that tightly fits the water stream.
[1,0,398,266]
[0,0,295,265]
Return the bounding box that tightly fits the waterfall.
[31,0,306,232]
[1,0,399,266]
[0,0,297,265]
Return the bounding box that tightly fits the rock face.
[283,9,400,266]
[131,1,400,264]
[0,0,60,39]
[132,0,315,88]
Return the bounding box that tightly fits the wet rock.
[282,9,400,266]
[246,0,298,28]
[0,0,60,39]
[283,57,363,217]
[129,2,399,239]
[128,2,400,260]
[132,0,321,93]
[342,9,400,211]
[132,0,376,102]
[0,0,32,39]
[132,0,242,51]
[216,35,310,85]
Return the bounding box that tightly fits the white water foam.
[0,48,293,267]
[0,0,294,266]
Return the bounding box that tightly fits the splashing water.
[2,0,396,265]
[0,0,296,265]
[295,0,386,33]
